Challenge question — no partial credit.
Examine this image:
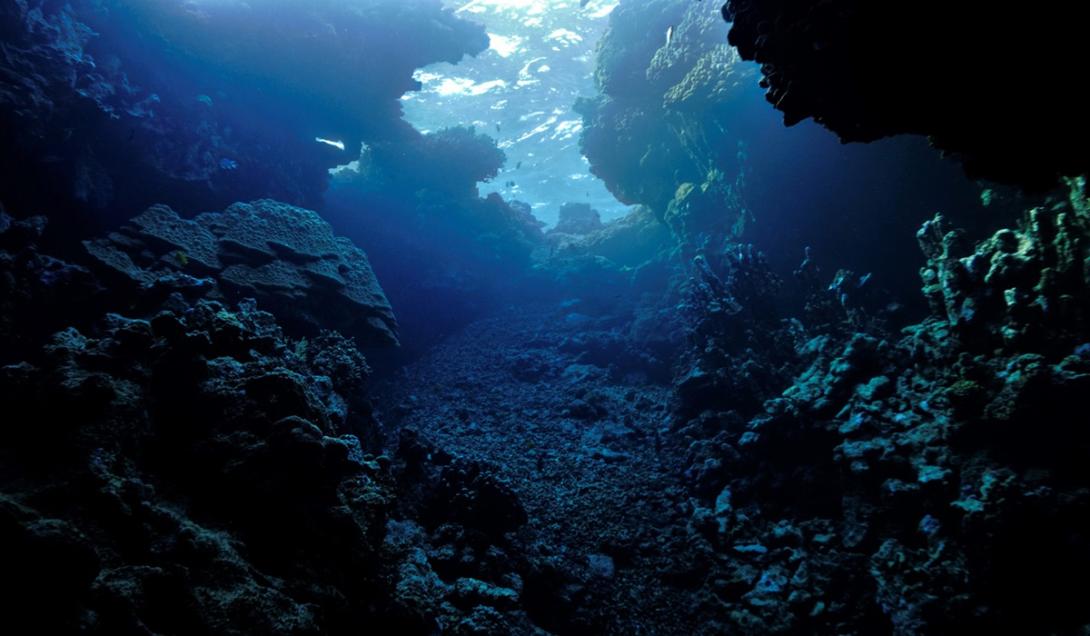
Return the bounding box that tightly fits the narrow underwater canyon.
[2,1,1089,634]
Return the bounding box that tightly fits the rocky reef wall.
[721,0,1090,189]
[0,0,488,231]
[579,0,993,311]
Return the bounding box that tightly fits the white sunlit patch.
[517,56,548,87]
[546,29,583,46]
[487,33,523,57]
[457,0,555,17]
[433,77,508,97]
[587,1,618,19]
[413,70,444,83]
[315,137,345,150]
[551,120,582,141]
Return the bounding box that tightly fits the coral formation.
[83,200,399,347]
[670,180,1090,633]
[3,0,1090,633]
[721,0,1090,188]
[0,0,488,225]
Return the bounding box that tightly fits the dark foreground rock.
[721,0,1090,189]
[0,208,573,635]
[83,200,399,347]
[672,180,1090,634]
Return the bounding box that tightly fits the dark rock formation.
[673,180,1090,633]
[582,0,991,310]
[577,0,755,240]
[550,203,604,236]
[324,127,546,359]
[916,178,1090,352]
[0,0,488,227]
[721,0,1090,189]
[0,210,573,635]
[83,200,399,347]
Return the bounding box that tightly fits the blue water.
[2,1,1086,634]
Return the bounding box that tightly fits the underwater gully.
[2,0,1089,634]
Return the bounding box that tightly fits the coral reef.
[549,203,604,237]
[577,0,755,236]
[83,200,399,347]
[672,181,1090,633]
[0,0,488,225]
[324,127,547,357]
[580,0,990,307]
[0,207,570,635]
[721,0,1090,188]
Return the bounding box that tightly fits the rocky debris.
[721,0,1090,189]
[0,293,547,634]
[0,211,102,361]
[83,200,399,347]
[916,178,1090,352]
[672,181,1090,633]
[0,291,389,633]
[376,302,699,633]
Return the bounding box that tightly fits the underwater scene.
[2,0,1089,634]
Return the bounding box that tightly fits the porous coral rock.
[83,200,399,347]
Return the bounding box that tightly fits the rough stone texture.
[721,0,1090,189]
[916,178,1090,352]
[672,181,1090,633]
[83,200,399,347]
[577,0,756,232]
[0,221,565,634]
[0,0,488,225]
[549,203,604,237]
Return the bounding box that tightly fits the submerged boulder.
[550,203,604,237]
[84,200,399,347]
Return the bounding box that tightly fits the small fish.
[666,25,674,47]
[496,123,502,133]
[219,158,238,171]
[516,161,522,169]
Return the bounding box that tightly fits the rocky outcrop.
[325,127,546,358]
[0,0,488,225]
[577,0,756,227]
[916,178,1090,352]
[673,181,1090,633]
[721,0,1090,189]
[0,213,573,635]
[83,200,399,347]
[549,203,604,237]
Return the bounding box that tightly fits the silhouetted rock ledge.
[84,200,399,347]
[721,0,1090,189]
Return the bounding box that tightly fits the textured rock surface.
[671,181,1090,633]
[0,0,488,224]
[721,0,1090,188]
[549,203,604,237]
[577,0,755,233]
[0,221,566,634]
[83,200,399,347]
